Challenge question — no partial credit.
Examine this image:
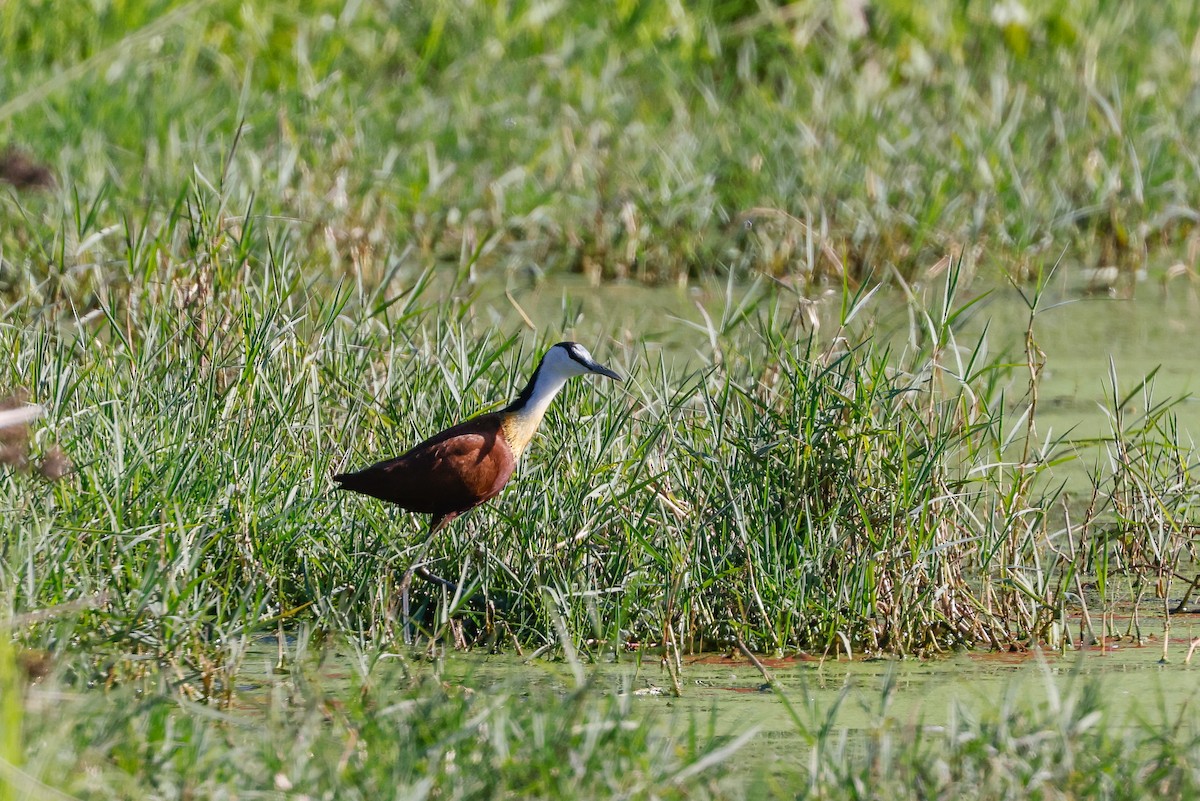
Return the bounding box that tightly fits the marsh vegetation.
[2,0,1200,797]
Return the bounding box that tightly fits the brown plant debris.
[0,146,56,190]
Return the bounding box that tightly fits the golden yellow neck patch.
[501,406,551,459]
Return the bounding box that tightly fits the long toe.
[414,565,459,594]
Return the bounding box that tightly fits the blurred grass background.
[3,0,1199,297]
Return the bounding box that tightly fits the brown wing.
[334,413,516,517]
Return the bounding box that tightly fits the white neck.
[520,368,571,424]
[502,354,578,456]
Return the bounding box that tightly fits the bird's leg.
[399,514,455,644]
[414,565,459,592]
[399,535,436,645]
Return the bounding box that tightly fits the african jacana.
[334,342,622,629]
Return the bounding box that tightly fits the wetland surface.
[208,269,1200,787]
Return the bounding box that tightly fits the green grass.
[8,650,743,799]
[777,664,1200,800]
[3,1,1200,796]
[9,644,1200,799]
[3,1,1200,291]
[2,223,1196,672]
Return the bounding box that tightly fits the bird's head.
[543,342,623,383]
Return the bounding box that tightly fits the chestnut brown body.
[334,342,621,539]
[332,413,517,529]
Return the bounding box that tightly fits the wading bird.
[334,342,622,633]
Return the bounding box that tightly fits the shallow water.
[431,633,1200,724]
[484,270,1200,494]
[485,271,1200,416]
[264,271,1200,781]
[429,270,1200,762]
[237,628,1200,785]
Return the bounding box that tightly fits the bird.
[334,341,623,633]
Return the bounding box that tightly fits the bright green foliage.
[2,2,1200,797]
[19,666,733,799]
[3,191,1197,678]
[2,1,1199,291]
[779,668,1200,800]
